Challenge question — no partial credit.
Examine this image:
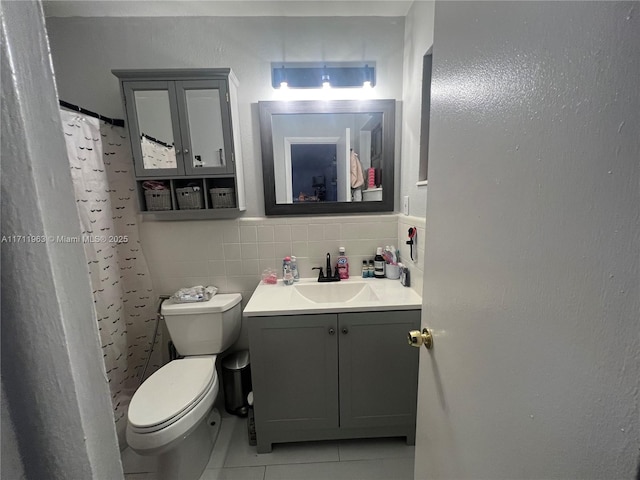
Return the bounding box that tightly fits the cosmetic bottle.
[337,247,349,279]
[374,247,386,279]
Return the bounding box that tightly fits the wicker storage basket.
[144,189,172,211]
[210,187,236,208]
[176,187,203,210]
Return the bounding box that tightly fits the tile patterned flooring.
[123,414,415,480]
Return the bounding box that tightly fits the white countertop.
[243,277,422,317]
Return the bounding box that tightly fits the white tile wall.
[139,213,422,349]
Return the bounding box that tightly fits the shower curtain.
[60,109,163,447]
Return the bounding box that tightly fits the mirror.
[134,90,177,169]
[184,88,226,169]
[259,100,395,215]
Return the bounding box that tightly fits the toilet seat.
[126,356,219,455]
[129,356,216,433]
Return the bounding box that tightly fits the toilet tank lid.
[161,293,242,315]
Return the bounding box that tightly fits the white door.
[414,3,639,479]
[336,128,351,202]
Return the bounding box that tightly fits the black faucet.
[313,253,340,282]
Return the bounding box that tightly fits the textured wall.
[45,15,405,216]
[1,1,123,478]
[416,2,640,478]
[400,1,435,219]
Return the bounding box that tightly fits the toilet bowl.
[125,293,242,480]
[126,356,218,456]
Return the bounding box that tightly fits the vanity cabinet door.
[249,314,339,436]
[337,310,420,430]
[175,80,235,176]
[123,81,184,177]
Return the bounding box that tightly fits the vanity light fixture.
[271,62,376,90]
[362,64,373,88]
[322,70,331,89]
[273,65,289,89]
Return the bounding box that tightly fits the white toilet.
[126,293,242,480]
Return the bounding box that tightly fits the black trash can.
[222,350,252,417]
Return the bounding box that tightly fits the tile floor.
[123,413,415,480]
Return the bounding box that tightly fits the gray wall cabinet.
[248,310,420,453]
[113,69,246,216]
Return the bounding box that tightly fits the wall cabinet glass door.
[125,81,183,176]
[176,80,233,175]
[123,79,233,177]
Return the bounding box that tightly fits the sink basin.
[294,282,379,304]
[244,278,422,317]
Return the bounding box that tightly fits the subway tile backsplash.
[139,214,424,309]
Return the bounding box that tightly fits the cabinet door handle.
[184,147,190,154]
[328,328,335,335]
[219,148,224,164]
[341,327,349,335]
[175,149,181,154]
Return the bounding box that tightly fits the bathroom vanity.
[243,279,422,453]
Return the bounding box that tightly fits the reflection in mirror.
[134,90,176,169]
[272,113,383,205]
[291,144,337,202]
[185,88,226,169]
[260,100,395,216]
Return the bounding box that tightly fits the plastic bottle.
[282,257,294,286]
[374,247,386,279]
[337,247,349,279]
[290,256,300,282]
[368,260,375,278]
[362,260,368,278]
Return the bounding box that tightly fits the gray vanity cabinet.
[337,311,420,430]
[248,310,420,453]
[248,314,339,432]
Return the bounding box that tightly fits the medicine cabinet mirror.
[259,100,395,215]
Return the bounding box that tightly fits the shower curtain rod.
[59,100,125,127]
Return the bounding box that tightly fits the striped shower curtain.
[60,109,163,448]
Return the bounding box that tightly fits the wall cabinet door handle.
[328,327,335,335]
[341,327,349,335]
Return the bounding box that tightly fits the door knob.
[408,328,433,349]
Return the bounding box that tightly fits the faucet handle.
[312,267,325,278]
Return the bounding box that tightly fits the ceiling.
[43,0,414,18]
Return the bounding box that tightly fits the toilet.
[126,293,242,480]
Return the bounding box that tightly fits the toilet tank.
[161,293,242,356]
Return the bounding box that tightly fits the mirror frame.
[259,99,395,216]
